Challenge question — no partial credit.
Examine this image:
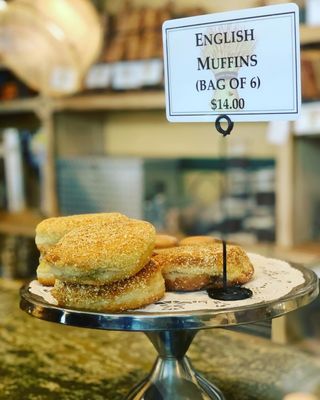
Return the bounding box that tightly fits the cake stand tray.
[20,263,318,400]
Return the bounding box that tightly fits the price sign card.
[162,3,301,122]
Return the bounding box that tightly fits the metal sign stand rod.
[207,115,253,301]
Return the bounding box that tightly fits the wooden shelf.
[300,24,320,45]
[294,102,320,136]
[0,211,43,237]
[0,27,318,116]
[0,97,41,115]
[245,242,320,266]
[293,241,320,257]
[0,91,166,115]
[53,91,165,112]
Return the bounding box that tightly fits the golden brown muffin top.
[179,235,221,246]
[155,234,178,249]
[36,213,129,247]
[153,244,253,274]
[44,219,156,272]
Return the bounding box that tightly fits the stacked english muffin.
[35,213,165,312]
[36,212,129,286]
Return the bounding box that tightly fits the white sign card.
[162,3,301,122]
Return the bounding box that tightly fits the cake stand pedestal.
[20,264,318,400]
[127,330,223,400]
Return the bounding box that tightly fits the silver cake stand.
[20,264,318,400]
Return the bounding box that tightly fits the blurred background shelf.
[0,91,166,115]
[0,0,318,253]
[295,102,320,135]
[300,24,320,45]
[53,91,165,112]
[0,211,42,237]
[0,97,41,115]
[247,241,320,265]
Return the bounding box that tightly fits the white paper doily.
[29,253,305,313]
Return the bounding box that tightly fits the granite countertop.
[0,279,320,400]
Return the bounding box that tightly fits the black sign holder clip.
[215,114,234,137]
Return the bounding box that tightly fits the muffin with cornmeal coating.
[52,259,165,312]
[153,244,254,291]
[44,219,156,285]
[179,235,221,247]
[155,234,178,249]
[35,212,129,254]
[36,212,129,286]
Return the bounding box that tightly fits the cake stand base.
[20,265,318,400]
[125,330,225,400]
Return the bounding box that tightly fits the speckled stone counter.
[1,279,320,400]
